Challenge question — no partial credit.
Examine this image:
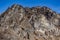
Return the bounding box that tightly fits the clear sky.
[0,0,60,14]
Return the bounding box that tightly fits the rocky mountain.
[0,4,60,40]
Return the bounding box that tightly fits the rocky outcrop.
[0,4,60,40]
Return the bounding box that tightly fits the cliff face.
[0,4,60,40]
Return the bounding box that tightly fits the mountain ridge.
[0,4,60,40]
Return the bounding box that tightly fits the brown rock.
[0,4,60,40]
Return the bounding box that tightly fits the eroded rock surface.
[0,4,60,40]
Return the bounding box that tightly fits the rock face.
[0,4,60,40]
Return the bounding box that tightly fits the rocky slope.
[0,4,60,40]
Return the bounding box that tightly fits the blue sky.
[0,0,60,14]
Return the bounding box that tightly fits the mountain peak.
[11,4,23,8]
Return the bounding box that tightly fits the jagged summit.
[0,4,56,17]
[11,4,23,10]
[0,4,60,40]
